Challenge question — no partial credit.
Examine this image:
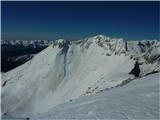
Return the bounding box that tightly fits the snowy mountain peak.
[1,35,160,117]
[87,35,123,42]
[56,39,66,43]
[93,34,109,40]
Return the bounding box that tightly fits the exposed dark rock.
[3,111,8,116]
[129,61,140,77]
[146,41,151,47]
[106,53,111,56]
[125,41,128,51]
[84,41,92,49]
[26,117,30,120]
[96,39,104,47]
[144,54,160,64]
[2,81,7,87]
[145,71,159,76]
[130,55,133,59]
[58,40,70,76]
[58,40,70,54]
[116,78,132,87]
[138,42,145,53]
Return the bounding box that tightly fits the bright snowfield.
[39,73,160,119]
[1,35,160,119]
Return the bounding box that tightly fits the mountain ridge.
[1,35,160,117]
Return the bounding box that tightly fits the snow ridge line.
[95,78,134,94]
[96,71,159,95]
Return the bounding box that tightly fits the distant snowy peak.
[51,35,159,57]
[56,39,68,43]
[76,35,123,45]
[50,35,160,72]
[89,35,123,42]
[1,39,54,49]
[2,35,159,51]
[84,35,159,50]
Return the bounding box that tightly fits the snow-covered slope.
[1,35,160,118]
[39,73,160,119]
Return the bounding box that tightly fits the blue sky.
[1,1,159,40]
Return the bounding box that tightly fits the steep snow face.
[1,35,160,117]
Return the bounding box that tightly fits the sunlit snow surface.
[39,73,160,119]
[1,35,160,119]
[2,73,160,119]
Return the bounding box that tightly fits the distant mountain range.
[1,39,54,72]
[1,39,54,50]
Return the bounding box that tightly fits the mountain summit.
[1,35,160,117]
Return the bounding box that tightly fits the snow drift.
[1,35,160,117]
